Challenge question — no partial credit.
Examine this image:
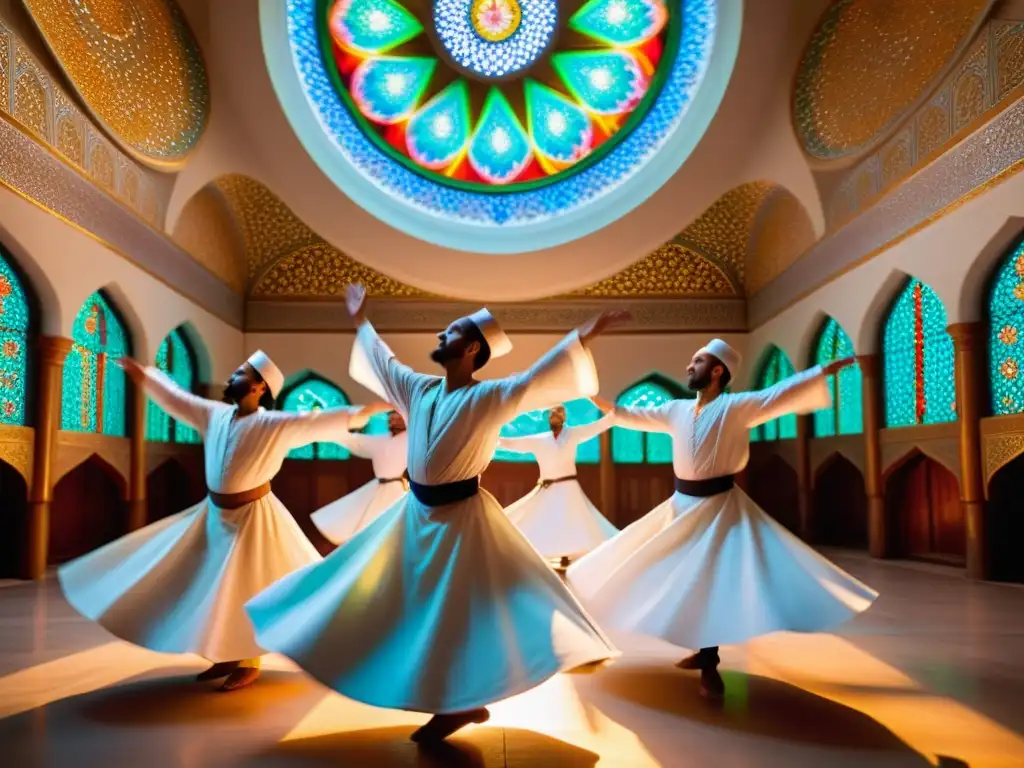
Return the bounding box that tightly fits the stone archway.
[50,455,126,565]
[884,451,963,565]
[146,458,204,524]
[813,453,868,549]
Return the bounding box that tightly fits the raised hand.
[577,309,632,346]
[591,395,615,414]
[346,283,368,326]
[117,357,146,386]
[822,356,857,376]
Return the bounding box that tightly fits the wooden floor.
[1,552,1023,767]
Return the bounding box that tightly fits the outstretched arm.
[563,410,616,444]
[732,357,854,428]
[495,433,547,454]
[592,394,675,434]
[500,310,631,415]
[346,284,424,416]
[120,357,216,435]
[275,402,389,449]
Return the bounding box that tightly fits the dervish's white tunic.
[568,366,878,649]
[497,415,618,558]
[58,368,364,662]
[246,322,617,713]
[311,430,408,544]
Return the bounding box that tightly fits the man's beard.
[687,371,712,391]
[430,342,461,365]
[223,379,248,403]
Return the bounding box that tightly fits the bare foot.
[219,666,260,692]
[410,708,490,743]
[196,661,240,682]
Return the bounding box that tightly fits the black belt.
[538,475,577,488]
[377,477,405,484]
[409,477,480,507]
[674,475,735,497]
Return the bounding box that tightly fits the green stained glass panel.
[812,317,863,437]
[751,346,797,441]
[495,398,603,464]
[147,336,172,441]
[281,376,350,459]
[0,252,31,426]
[989,240,1024,415]
[364,411,391,435]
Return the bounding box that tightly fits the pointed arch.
[810,317,863,437]
[750,346,797,442]
[612,373,692,464]
[882,277,956,427]
[0,242,40,426]
[61,290,132,435]
[985,232,1024,415]
[494,398,604,464]
[277,371,351,460]
[148,325,202,444]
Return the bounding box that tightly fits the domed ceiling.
[793,0,992,163]
[262,0,739,252]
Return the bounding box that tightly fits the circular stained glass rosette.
[280,0,727,240]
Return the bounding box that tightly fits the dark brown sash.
[673,475,735,498]
[409,477,480,507]
[208,481,272,510]
[538,475,577,488]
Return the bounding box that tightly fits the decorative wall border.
[980,413,1024,495]
[749,92,1024,329]
[53,431,130,486]
[0,116,244,328]
[244,297,748,334]
[0,424,34,484]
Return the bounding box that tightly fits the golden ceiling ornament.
[746,188,817,296]
[171,185,247,293]
[250,243,432,299]
[23,0,210,170]
[568,243,739,297]
[794,0,992,163]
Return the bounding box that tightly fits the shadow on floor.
[245,726,600,767]
[586,662,932,759]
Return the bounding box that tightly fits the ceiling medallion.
[272,0,736,250]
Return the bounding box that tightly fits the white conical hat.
[246,350,284,397]
[698,338,742,378]
[467,308,512,360]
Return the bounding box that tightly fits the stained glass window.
[988,239,1024,415]
[279,374,351,459]
[494,398,604,463]
[612,375,691,463]
[812,317,863,437]
[0,249,31,426]
[147,327,201,444]
[61,291,129,435]
[883,278,956,427]
[750,347,798,442]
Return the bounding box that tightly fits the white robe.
[567,366,878,650]
[311,430,409,544]
[57,368,366,662]
[246,322,617,714]
[497,415,618,558]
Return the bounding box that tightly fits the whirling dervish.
[567,339,878,699]
[58,351,384,691]
[496,402,618,566]
[246,284,628,743]
[310,409,409,545]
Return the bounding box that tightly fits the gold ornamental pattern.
[568,243,737,297]
[794,0,992,162]
[23,0,209,169]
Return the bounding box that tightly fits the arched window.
[278,373,351,459]
[147,326,201,443]
[61,291,130,435]
[612,375,691,463]
[750,346,797,442]
[987,238,1024,415]
[494,398,604,463]
[882,278,956,427]
[812,317,863,436]
[0,248,32,426]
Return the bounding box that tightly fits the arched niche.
[813,452,867,550]
[0,456,29,577]
[50,454,127,565]
[987,452,1024,583]
[276,370,352,460]
[746,452,800,533]
[146,457,205,524]
[883,449,963,565]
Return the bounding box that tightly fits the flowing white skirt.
[311,479,408,545]
[505,480,618,559]
[246,488,618,714]
[57,495,321,662]
[567,487,878,650]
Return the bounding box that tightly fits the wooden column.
[599,431,616,525]
[948,322,988,580]
[24,335,72,580]
[796,414,813,542]
[858,354,887,558]
[126,376,147,532]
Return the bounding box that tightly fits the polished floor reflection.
[1,552,1022,767]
